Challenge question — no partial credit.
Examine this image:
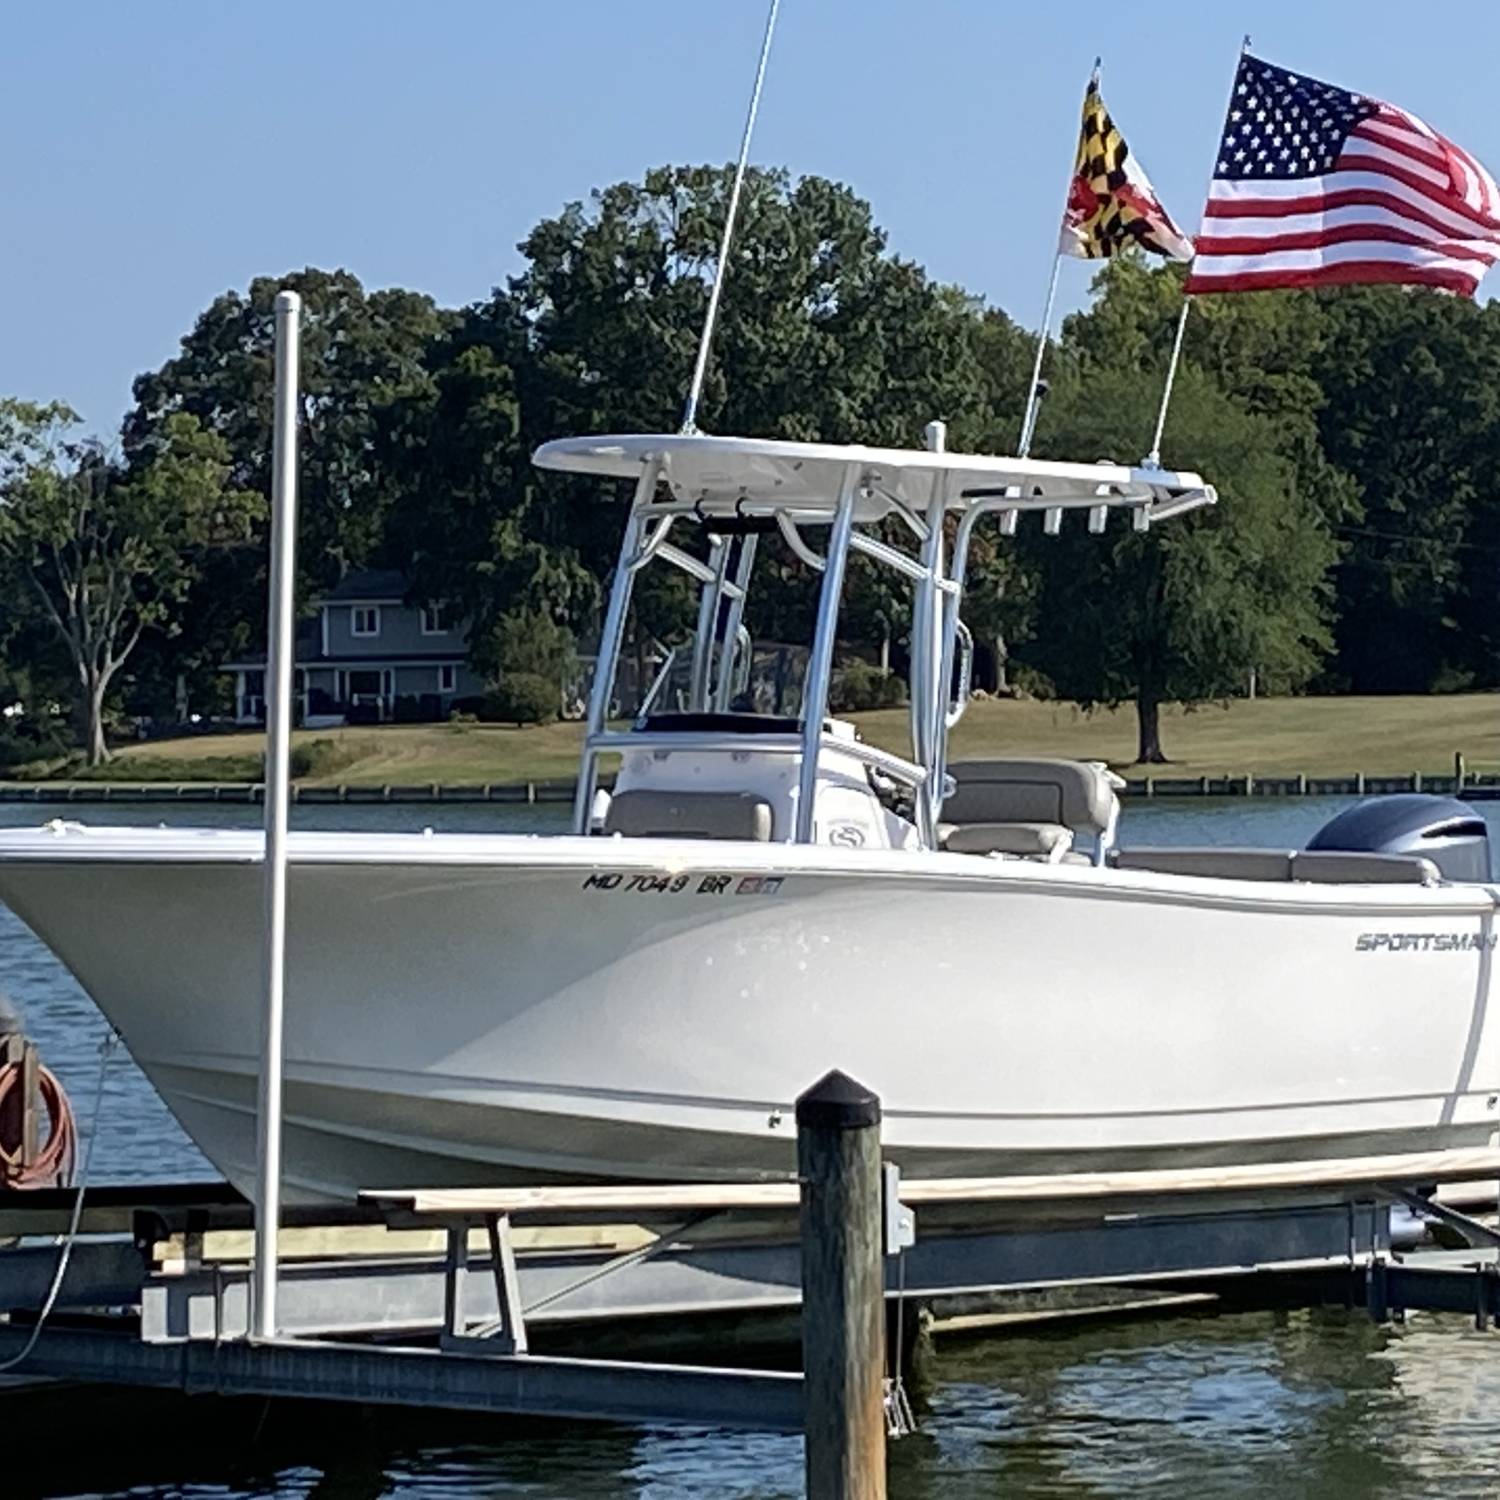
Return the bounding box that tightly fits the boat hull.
[1,826,1497,1202]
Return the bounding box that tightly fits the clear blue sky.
[4,1,1497,437]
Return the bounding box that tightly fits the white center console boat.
[1,430,1496,1202]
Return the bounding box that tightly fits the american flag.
[1185,54,1500,296]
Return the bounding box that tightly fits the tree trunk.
[84,672,111,767]
[993,633,1010,694]
[1135,693,1167,764]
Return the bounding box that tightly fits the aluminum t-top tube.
[689,537,729,709]
[929,491,1020,831]
[713,535,759,712]
[573,461,662,833]
[912,436,949,847]
[794,465,860,843]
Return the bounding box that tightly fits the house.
[223,569,485,725]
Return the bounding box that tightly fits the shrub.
[57,752,264,782]
[393,693,440,724]
[0,720,73,773]
[829,660,907,713]
[482,673,558,727]
[1008,663,1055,701]
[288,737,366,780]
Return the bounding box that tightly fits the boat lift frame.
[6,1147,1500,1433]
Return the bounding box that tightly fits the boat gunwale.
[0,824,1495,918]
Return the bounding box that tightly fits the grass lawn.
[70,693,1500,785]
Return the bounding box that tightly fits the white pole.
[1144,297,1191,468]
[1143,37,1250,469]
[1018,60,1099,459]
[795,465,859,844]
[253,288,301,1341]
[680,0,781,435]
[1017,253,1062,459]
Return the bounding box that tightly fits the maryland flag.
[1063,80,1193,262]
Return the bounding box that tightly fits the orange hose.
[0,1057,77,1190]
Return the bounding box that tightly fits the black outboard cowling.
[1307,794,1491,883]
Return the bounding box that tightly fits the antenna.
[680,0,782,435]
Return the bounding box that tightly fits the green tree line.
[4,164,1499,766]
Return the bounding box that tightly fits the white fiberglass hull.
[0,824,1497,1202]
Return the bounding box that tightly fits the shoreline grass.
[6,694,1498,787]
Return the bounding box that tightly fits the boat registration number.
[580,871,784,897]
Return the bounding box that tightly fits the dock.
[6,1120,1500,1452]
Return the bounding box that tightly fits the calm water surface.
[4,797,1500,1498]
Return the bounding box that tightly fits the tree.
[126,269,450,578]
[483,673,559,727]
[0,400,257,764]
[473,604,578,688]
[377,330,600,651]
[1021,364,1335,763]
[122,269,452,701]
[1308,288,1500,691]
[508,166,994,657]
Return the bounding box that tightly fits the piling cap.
[795,1069,881,1131]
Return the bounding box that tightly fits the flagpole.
[1141,35,1249,468]
[1144,296,1190,467]
[1018,57,1100,459]
[1017,253,1062,458]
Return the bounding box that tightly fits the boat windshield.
[633,639,809,722]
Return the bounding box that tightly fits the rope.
[0,1053,76,1189]
[0,1030,117,1374]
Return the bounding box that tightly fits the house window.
[352,606,380,638]
[421,605,447,636]
[439,664,457,694]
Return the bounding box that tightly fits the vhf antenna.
[680,0,782,435]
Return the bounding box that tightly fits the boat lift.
[5,1138,1500,1435]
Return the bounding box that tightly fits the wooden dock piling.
[797,1070,887,1500]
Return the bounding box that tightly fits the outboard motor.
[1307,795,1491,883]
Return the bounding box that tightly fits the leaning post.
[797,1070,887,1500]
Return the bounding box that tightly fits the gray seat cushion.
[945,759,1118,838]
[1114,847,1294,881]
[942,822,1072,858]
[605,790,773,841]
[1290,851,1439,885]
[1113,847,1441,885]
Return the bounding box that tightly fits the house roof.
[321,568,412,603]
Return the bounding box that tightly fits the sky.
[4,1,1498,438]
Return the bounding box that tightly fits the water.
[6,796,1500,1498]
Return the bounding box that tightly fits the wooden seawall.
[3,767,1497,805]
